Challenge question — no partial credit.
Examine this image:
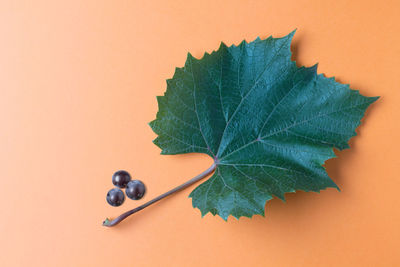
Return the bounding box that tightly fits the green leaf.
[149,30,378,220]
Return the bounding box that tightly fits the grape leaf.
[149,30,378,220]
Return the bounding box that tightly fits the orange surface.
[1,0,399,266]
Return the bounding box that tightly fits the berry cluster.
[106,170,146,207]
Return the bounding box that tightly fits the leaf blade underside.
[149,31,378,220]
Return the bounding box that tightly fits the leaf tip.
[286,29,297,40]
[327,179,340,192]
[369,96,380,103]
[310,63,319,73]
[186,52,195,61]
[219,41,228,50]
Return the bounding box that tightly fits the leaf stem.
[103,163,217,227]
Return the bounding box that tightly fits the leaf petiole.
[103,163,217,227]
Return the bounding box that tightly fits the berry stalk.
[103,163,217,227]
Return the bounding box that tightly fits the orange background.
[1,0,399,266]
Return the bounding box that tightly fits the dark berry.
[126,180,146,200]
[106,188,125,207]
[112,170,131,188]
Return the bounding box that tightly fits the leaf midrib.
[219,99,372,161]
[215,39,288,158]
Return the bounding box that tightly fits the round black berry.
[125,180,146,200]
[112,170,131,188]
[106,188,125,207]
